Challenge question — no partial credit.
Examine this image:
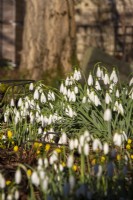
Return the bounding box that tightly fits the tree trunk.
[20,0,76,80]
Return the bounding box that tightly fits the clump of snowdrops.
[0,63,133,199]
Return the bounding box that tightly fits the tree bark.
[20,0,76,80]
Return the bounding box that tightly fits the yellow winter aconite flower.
[6,180,11,185]
[36,150,40,154]
[45,144,51,151]
[126,144,131,150]
[130,154,133,159]
[61,162,66,167]
[33,142,40,149]
[91,159,96,165]
[101,156,106,163]
[117,154,121,161]
[27,169,32,177]
[127,139,132,144]
[7,130,13,139]
[55,148,61,153]
[72,164,77,171]
[13,146,19,152]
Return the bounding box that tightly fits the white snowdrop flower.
[49,152,58,165]
[69,91,76,102]
[79,135,85,147]
[59,164,64,172]
[95,80,101,90]
[54,164,58,171]
[74,86,78,94]
[74,138,79,148]
[93,138,102,151]
[29,83,34,90]
[84,130,91,142]
[87,73,93,86]
[69,139,75,150]
[10,98,15,107]
[103,108,112,121]
[59,132,67,144]
[67,155,74,168]
[118,103,124,115]
[103,73,110,85]
[89,90,95,102]
[14,116,19,125]
[17,98,22,107]
[65,77,70,86]
[87,87,90,96]
[110,69,118,83]
[69,175,75,190]
[73,69,81,80]
[44,158,48,168]
[0,173,5,188]
[96,67,102,79]
[116,89,120,97]
[15,168,22,184]
[34,89,39,100]
[84,143,89,156]
[63,86,67,96]
[129,77,133,86]
[40,93,46,103]
[105,92,112,104]
[107,162,115,177]
[38,158,43,166]
[42,177,49,191]
[1,193,5,200]
[94,94,101,106]
[67,89,71,98]
[38,127,42,134]
[60,82,64,93]
[7,194,13,200]
[113,132,122,146]
[103,142,109,155]
[14,190,19,200]
[31,171,40,186]
[109,83,115,93]
[113,100,119,111]
[82,96,87,103]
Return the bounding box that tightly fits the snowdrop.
[105,92,112,104]
[29,82,34,90]
[0,173,5,188]
[129,77,133,86]
[95,79,101,90]
[96,66,102,79]
[110,69,118,83]
[15,168,22,184]
[93,138,102,151]
[103,142,109,155]
[83,143,89,156]
[34,89,39,100]
[31,171,40,186]
[103,73,110,85]
[40,93,46,103]
[73,69,81,81]
[67,155,74,168]
[10,98,15,107]
[113,132,122,146]
[88,73,93,86]
[82,96,87,103]
[103,108,112,121]
[94,94,101,106]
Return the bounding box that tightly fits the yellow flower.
[12,141,15,145]
[6,180,11,186]
[127,139,132,144]
[13,146,19,152]
[101,156,106,163]
[91,159,96,165]
[61,162,66,167]
[27,169,32,177]
[39,143,42,147]
[126,144,131,150]
[45,144,51,151]
[36,150,40,154]
[55,148,61,153]
[33,142,40,149]
[72,164,77,171]
[7,130,13,139]
[117,154,121,161]
[130,154,133,159]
